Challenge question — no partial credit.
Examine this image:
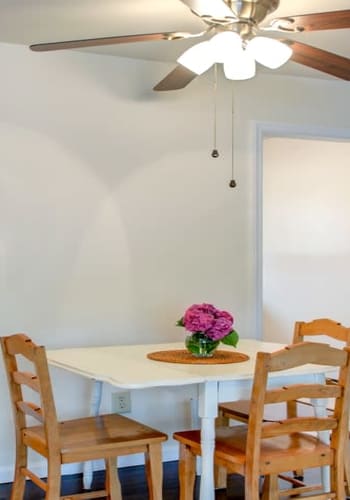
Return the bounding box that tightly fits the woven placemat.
[147,349,249,365]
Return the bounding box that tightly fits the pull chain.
[229,83,237,188]
[211,64,219,158]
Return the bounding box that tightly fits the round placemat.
[147,349,249,365]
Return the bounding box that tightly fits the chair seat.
[219,399,318,423]
[219,400,290,422]
[24,413,167,463]
[219,400,251,421]
[174,425,332,475]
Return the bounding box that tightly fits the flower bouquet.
[177,303,239,357]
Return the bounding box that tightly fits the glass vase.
[185,333,220,358]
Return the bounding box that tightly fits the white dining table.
[47,338,334,500]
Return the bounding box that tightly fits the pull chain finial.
[229,83,237,188]
[211,64,219,159]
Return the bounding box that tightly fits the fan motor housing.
[230,0,279,23]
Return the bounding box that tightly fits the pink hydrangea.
[206,314,233,340]
[182,303,234,341]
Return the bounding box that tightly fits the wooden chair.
[173,341,350,500]
[216,318,350,491]
[1,333,168,500]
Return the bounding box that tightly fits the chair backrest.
[246,341,350,483]
[293,318,350,346]
[1,334,60,455]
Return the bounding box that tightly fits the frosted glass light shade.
[209,32,242,64]
[177,41,214,75]
[177,33,292,81]
[246,37,292,69]
[224,50,256,80]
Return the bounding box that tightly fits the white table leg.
[190,394,202,475]
[308,372,330,493]
[190,396,200,428]
[83,379,103,490]
[198,380,218,500]
[311,396,330,492]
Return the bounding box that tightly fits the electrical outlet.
[111,391,131,413]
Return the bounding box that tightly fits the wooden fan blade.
[276,10,350,32]
[29,31,199,52]
[179,0,235,19]
[287,40,350,81]
[153,65,197,91]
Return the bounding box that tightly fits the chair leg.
[214,412,230,489]
[261,475,279,500]
[145,444,163,500]
[331,452,346,500]
[287,400,304,483]
[344,441,350,496]
[178,444,196,500]
[214,464,227,491]
[245,469,262,500]
[10,442,27,500]
[46,457,62,500]
[105,457,122,500]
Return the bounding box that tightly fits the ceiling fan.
[29,0,350,91]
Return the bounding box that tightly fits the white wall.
[0,43,242,481]
[263,138,350,342]
[0,42,350,481]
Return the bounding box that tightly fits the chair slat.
[295,318,350,344]
[21,468,47,491]
[261,416,338,438]
[269,342,348,371]
[17,401,44,423]
[296,495,336,500]
[5,334,38,360]
[265,383,341,404]
[13,371,40,392]
[61,491,108,499]
[276,484,323,496]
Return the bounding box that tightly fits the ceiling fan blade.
[29,31,203,52]
[153,65,197,91]
[272,10,350,32]
[287,40,350,81]
[179,0,236,19]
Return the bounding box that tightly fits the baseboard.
[0,444,178,484]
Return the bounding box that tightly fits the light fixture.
[246,37,292,69]
[177,40,215,75]
[177,32,293,79]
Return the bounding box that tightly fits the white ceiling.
[1,0,350,80]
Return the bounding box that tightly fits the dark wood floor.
[0,461,245,500]
[0,461,324,499]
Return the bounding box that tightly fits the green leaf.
[176,317,185,327]
[221,330,239,347]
